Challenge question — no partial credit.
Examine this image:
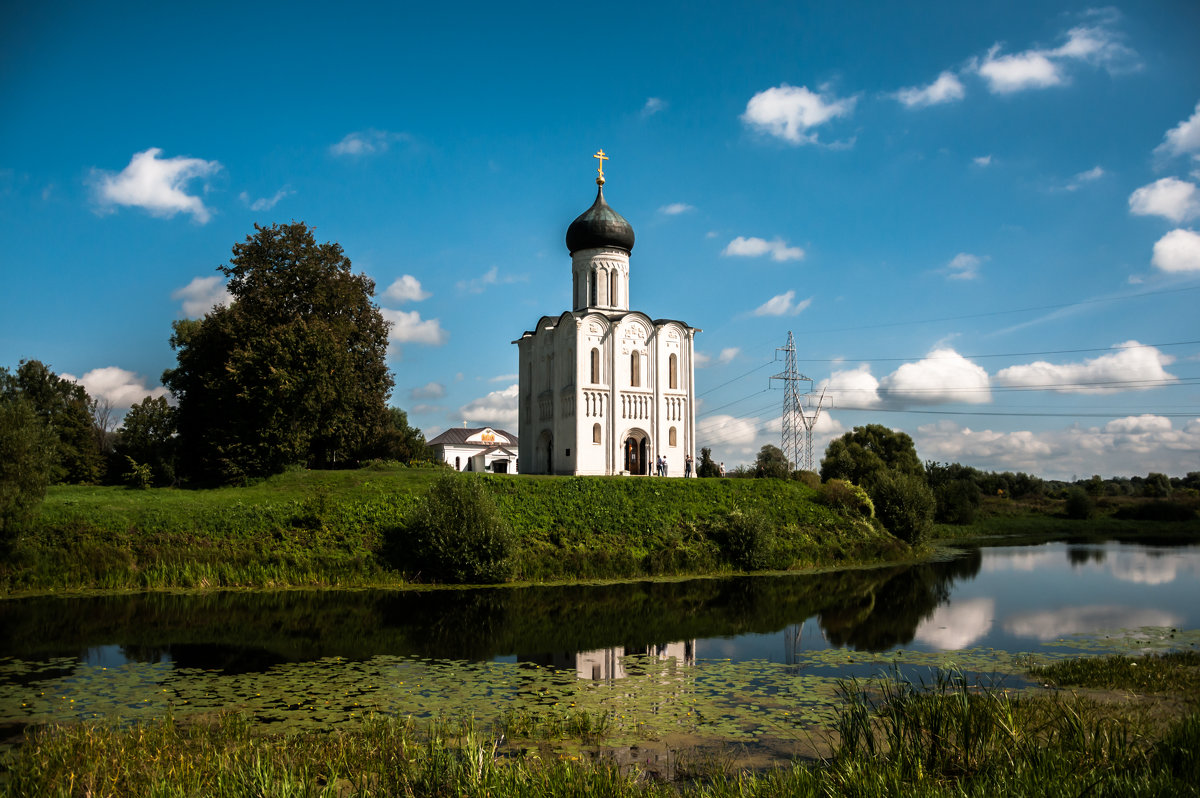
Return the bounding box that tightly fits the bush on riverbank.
[0,467,906,593]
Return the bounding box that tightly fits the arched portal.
[623,429,650,475]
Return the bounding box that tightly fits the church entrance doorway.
[623,430,649,475]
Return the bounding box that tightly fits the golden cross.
[593,149,608,183]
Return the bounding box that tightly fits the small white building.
[426,427,519,473]
[514,154,700,476]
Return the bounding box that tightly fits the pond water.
[2,539,1198,748]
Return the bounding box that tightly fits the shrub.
[935,479,981,525]
[819,479,874,519]
[404,475,515,584]
[793,470,821,489]
[1113,500,1195,522]
[871,471,935,544]
[715,509,775,571]
[1063,488,1095,520]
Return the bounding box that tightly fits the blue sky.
[3,1,1199,479]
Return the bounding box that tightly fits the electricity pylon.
[770,331,811,471]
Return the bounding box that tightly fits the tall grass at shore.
[4,662,1197,797]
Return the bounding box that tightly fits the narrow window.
[593,423,602,444]
[590,348,600,383]
[631,350,640,387]
[669,353,678,389]
[669,427,677,447]
[590,269,598,306]
[610,270,618,306]
[455,456,461,471]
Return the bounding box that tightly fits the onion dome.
[565,184,635,254]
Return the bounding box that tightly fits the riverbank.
[3,652,1196,796]
[0,467,906,596]
[932,493,1200,544]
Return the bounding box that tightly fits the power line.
[800,339,1200,364]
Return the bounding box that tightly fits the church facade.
[514,153,700,476]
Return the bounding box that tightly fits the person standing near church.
[719,462,725,477]
[684,454,692,477]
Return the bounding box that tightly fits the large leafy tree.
[163,222,394,482]
[753,444,790,479]
[821,424,933,544]
[116,396,178,486]
[819,424,924,487]
[0,395,56,535]
[364,407,427,463]
[1,361,102,484]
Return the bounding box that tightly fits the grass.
[0,467,904,595]
[1031,651,1200,694]
[932,494,1200,542]
[3,659,1197,797]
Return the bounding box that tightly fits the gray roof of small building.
[426,427,519,447]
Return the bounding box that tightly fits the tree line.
[1,223,426,533]
[703,425,1199,543]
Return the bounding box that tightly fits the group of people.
[654,453,721,477]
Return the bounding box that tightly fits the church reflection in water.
[519,641,696,682]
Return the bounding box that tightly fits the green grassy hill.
[0,466,907,595]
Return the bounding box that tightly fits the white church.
[514,152,700,476]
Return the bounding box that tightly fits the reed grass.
[3,665,1196,797]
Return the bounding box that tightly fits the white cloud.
[697,413,765,458]
[722,236,805,262]
[641,97,665,117]
[694,352,712,368]
[383,274,431,303]
[978,46,1063,93]
[456,265,525,294]
[64,367,169,410]
[172,276,231,317]
[1109,550,1195,586]
[973,155,993,167]
[381,308,448,346]
[1004,606,1181,642]
[239,187,292,212]
[914,416,1200,480]
[995,341,1176,394]
[895,71,965,108]
[880,348,991,404]
[1064,165,1105,191]
[913,598,995,650]
[659,202,695,215]
[718,347,740,364]
[823,365,881,408]
[92,148,220,222]
[1156,101,1200,162]
[976,14,1137,95]
[946,252,984,280]
[459,384,518,426]
[1129,178,1199,223]
[411,381,446,400]
[1151,228,1200,272]
[741,84,855,145]
[753,290,812,316]
[330,129,410,157]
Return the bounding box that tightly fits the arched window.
[590,348,600,383]
[669,427,677,446]
[593,423,602,444]
[590,269,598,306]
[630,350,641,387]
[455,456,461,471]
[669,353,678,389]
[610,270,618,306]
